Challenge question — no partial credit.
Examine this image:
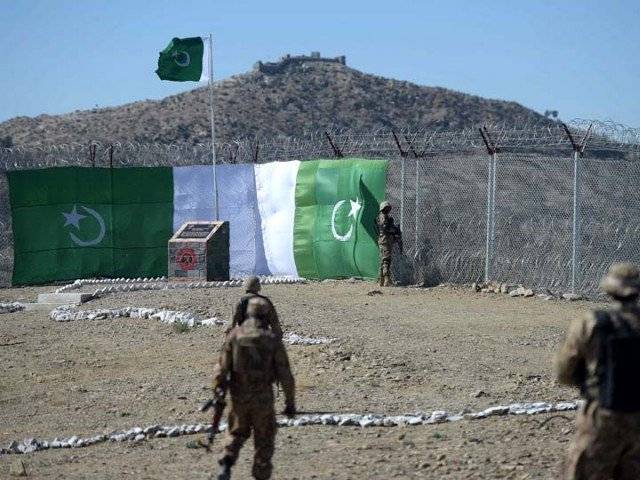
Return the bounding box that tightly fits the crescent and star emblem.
[62,205,106,247]
[172,50,191,67]
[331,198,362,242]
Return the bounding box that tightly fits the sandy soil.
[0,281,595,479]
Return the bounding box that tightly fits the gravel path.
[0,281,594,478]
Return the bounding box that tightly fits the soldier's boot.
[216,464,231,480]
[380,264,387,286]
[381,262,392,286]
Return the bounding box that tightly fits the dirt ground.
[0,281,595,479]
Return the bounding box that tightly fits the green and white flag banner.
[255,161,301,276]
[8,159,387,285]
[8,168,173,285]
[155,36,210,82]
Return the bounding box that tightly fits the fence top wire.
[0,119,638,170]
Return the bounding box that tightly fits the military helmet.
[379,201,392,212]
[243,275,261,293]
[600,263,640,298]
[245,297,270,328]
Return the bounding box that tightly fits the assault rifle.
[376,218,403,254]
[198,388,226,452]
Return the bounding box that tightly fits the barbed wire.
[1,126,639,293]
[1,119,638,171]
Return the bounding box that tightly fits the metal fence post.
[480,127,499,282]
[484,155,494,282]
[400,157,405,233]
[391,131,407,235]
[414,157,419,256]
[490,152,497,271]
[571,150,581,293]
[563,123,592,293]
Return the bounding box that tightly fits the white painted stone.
[562,293,582,301]
[0,303,25,314]
[1,399,581,454]
[283,332,337,345]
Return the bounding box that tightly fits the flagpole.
[208,33,219,220]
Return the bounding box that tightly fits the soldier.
[228,276,282,338]
[556,262,640,480]
[213,296,296,480]
[376,201,402,287]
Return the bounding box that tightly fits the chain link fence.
[388,154,489,286]
[492,153,574,290]
[578,157,640,293]
[1,120,639,296]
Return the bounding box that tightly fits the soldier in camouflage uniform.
[227,276,282,338]
[213,296,296,480]
[376,201,402,287]
[556,263,640,480]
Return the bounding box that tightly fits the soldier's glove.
[282,404,296,418]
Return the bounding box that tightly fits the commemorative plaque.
[168,221,229,281]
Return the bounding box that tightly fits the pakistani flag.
[7,159,387,285]
[293,160,385,279]
[155,37,210,82]
[174,159,387,280]
[8,167,173,285]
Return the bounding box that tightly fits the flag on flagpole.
[156,34,218,218]
[155,37,210,82]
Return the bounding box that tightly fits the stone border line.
[55,277,168,293]
[284,332,336,345]
[89,279,241,297]
[0,277,306,314]
[49,306,224,328]
[53,276,306,298]
[48,305,336,345]
[1,400,580,455]
[0,303,25,314]
[471,281,582,301]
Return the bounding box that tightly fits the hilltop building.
[254,52,346,74]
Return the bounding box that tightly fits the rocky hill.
[0,57,547,146]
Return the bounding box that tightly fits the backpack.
[237,293,273,327]
[232,327,276,387]
[595,311,640,412]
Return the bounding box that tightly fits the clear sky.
[1,0,638,126]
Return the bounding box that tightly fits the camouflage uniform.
[556,263,640,480]
[376,201,402,287]
[227,276,282,338]
[213,297,295,480]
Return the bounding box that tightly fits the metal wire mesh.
[0,172,11,286]
[405,154,489,285]
[492,154,574,291]
[579,157,640,294]
[0,119,638,294]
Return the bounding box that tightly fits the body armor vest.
[593,311,640,412]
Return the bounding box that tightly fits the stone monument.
[168,221,229,281]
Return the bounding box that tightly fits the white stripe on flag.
[216,164,271,276]
[199,36,210,82]
[173,165,215,231]
[254,161,300,277]
[172,165,271,277]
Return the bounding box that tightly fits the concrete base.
[37,293,93,305]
